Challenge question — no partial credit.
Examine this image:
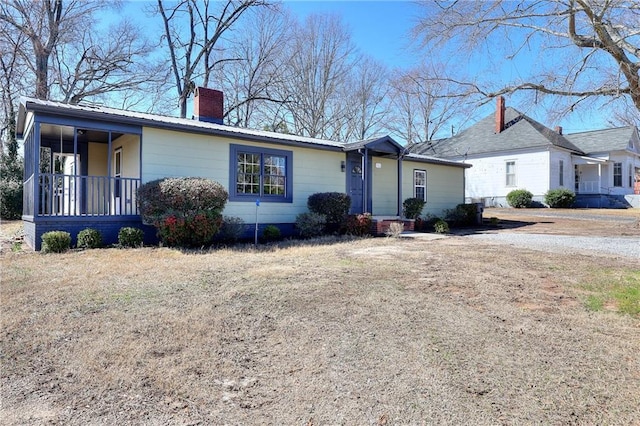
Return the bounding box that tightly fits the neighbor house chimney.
[495,96,505,133]
[194,87,224,124]
[555,126,563,135]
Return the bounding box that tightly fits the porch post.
[107,131,112,214]
[598,163,602,193]
[33,122,40,217]
[397,156,403,217]
[361,148,367,214]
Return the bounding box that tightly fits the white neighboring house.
[411,97,640,208]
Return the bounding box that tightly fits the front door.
[348,155,363,214]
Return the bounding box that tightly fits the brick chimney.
[495,96,505,133]
[555,126,563,135]
[194,87,224,124]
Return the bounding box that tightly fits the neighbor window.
[230,144,293,202]
[414,169,427,201]
[629,166,633,188]
[506,161,516,187]
[559,160,564,186]
[613,162,622,187]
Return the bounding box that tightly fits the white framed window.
[414,169,426,201]
[629,165,633,188]
[613,162,622,187]
[506,161,516,187]
[559,160,564,186]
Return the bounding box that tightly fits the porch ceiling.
[40,123,123,144]
[572,155,609,165]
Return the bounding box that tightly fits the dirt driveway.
[480,207,640,237]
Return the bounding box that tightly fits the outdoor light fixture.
[341,160,346,172]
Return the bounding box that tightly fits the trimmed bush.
[217,216,246,243]
[434,219,449,234]
[76,228,102,249]
[118,227,144,248]
[444,203,477,226]
[307,192,350,232]
[296,212,327,238]
[506,189,533,208]
[262,225,281,242]
[344,213,372,237]
[157,211,222,247]
[137,177,228,225]
[137,177,228,247]
[545,188,576,208]
[41,231,71,253]
[403,197,426,219]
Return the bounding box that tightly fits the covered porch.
[573,156,610,194]
[18,105,144,250]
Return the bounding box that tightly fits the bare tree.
[387,64,467,145]
[0,18,28,151]
[214,6,293,128]
[279,13,356,139]
[156,0,267,118]
[52,19,164,105]
[0,0,114,100]
[413,0,640,123]
[341,56,390,141]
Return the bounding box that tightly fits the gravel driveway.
[465,233,640,259]
[464,209,640,259]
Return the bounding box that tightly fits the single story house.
[411,96,640,208]
[16,87,470,250]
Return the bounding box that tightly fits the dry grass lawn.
[1,211,639,425]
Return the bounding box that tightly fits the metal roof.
[18,97,470,168]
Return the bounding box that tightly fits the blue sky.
[284,0,421,69]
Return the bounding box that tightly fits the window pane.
[613,162,622,187]
[414,170,426,201]
[263,155,286,196]
[506,161,516,186]
[237,153,260,194]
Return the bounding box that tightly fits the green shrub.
[402,197,426,219]
[295,212,327,238]
[137,178,228,247]
[444,203,477,226]
[0,151,24,220]
[434,219,449,234]
[261,225,281,242]
[545,188,576,208]
[157,211,222,247]
[343,213,372,237]
[307,192,351,233]
[137,177,228,225]
[76,228,102,249]
[415,214,439,232]
[217,216,246,243]
[0,178,22,220]
[41,231,71,253]
[118,227,144,248]
[506,189,533,208]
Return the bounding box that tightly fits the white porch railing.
[36,174,140,217]
[577,181,600,194]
